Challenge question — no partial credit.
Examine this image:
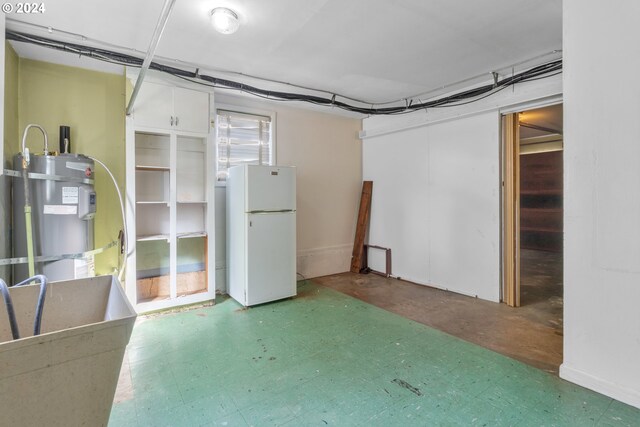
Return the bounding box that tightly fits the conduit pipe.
[126,0,177,116]
[20,124,49,278]
[88,156,128,282]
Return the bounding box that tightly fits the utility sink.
[0,275,136,426]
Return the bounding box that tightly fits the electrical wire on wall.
[6,30,562,116]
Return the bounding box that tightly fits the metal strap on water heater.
[3,169,95,185]
[0,240,118,266]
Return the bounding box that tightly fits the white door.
[246,212,296,305]
[174,87,210,134]
[246,166,296,212]
[133,82,174,130]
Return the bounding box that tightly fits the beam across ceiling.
[126,0,176,116]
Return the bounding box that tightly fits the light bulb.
[211,7,240,35]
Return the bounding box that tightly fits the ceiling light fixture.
[211,7,240,35]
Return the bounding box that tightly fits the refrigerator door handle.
[247,210,296,214]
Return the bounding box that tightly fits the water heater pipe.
[88,156,128,282]
[20,124,49,277]
[21,124,49,155]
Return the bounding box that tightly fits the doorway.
[501,103,564,371]
[502,104,563,310]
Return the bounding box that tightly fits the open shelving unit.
[175,135,208,300]
[519,150,563,252]
[125,78,214,312]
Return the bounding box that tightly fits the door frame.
[500,97,562,307]
[502,112,520,307]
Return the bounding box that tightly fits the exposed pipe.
[21,164,35,278]
[126,0,177,116]
[21,123,49,155]
[88,156,128,282]
[20,124,49,278]
[519,121,562,135]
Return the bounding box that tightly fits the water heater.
[12,153,97,282]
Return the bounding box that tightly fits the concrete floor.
[315,249,563,374]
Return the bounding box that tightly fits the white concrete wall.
[363,112,501,301]
[214,95,362,292]
[362,74,561,302]
[560,0,640,408]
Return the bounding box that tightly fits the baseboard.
[560,363,640,409]
[296,244,352,279]
[396,275,500,303]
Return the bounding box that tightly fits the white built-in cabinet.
[132,82,210,133]
[125,76,215,313]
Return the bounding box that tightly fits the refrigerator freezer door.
[246,211,296,305]
[246,166,296,212]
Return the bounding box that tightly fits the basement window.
[215,109,274,181]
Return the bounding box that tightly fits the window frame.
[214,104,277,186]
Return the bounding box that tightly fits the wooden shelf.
[520,150,563,252]
[136,201,169,205]
[520,208,562,213]
[521,227,563,233]
[177,200,207,204]
[177,231,207,239]
[136,165,169,172]
[137,234,170,242]
[137,271,207,303]
[520,189,562,196]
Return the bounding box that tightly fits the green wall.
[18,59,126,276]
[2,43,19,281]
[4,42,18,167]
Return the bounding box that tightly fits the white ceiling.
[7,0,562,106]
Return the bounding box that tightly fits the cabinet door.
[246,166,296,212]
[173,87,210,133]
[246,212,296,305]
[132,81,174,130]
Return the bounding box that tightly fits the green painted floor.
[110,282,640,426]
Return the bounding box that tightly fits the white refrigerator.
[226,164,297,306]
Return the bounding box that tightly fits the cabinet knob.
[175,117,179,126]
[170,116,174,126]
